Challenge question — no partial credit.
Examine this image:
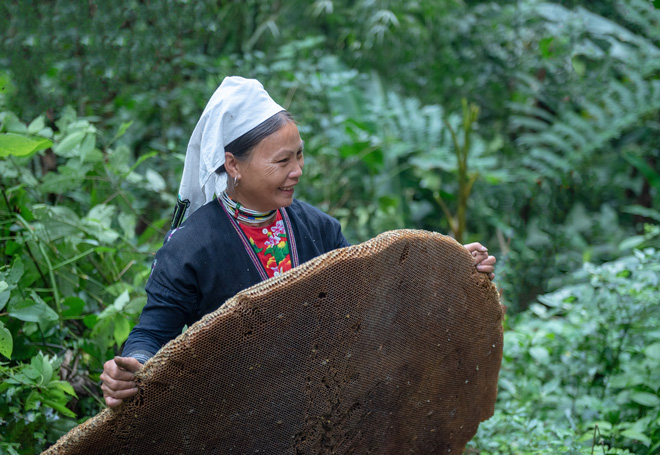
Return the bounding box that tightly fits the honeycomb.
[43,229,503,454]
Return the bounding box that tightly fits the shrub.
[471,246,660,454]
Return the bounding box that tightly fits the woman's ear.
[224,152,239,180]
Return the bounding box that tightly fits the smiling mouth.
[279,186,295,191]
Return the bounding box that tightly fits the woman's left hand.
[463,242,496,280]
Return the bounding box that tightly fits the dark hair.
[216,110,295,175]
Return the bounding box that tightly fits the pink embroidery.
[271,220,286,237]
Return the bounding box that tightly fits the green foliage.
[0,1,284,119]
[471,247,660,454]
[475,0,660,311]
[0,107,156,453]
[1,0,659,452]
[509,0,660,173]
[0,353,78,451]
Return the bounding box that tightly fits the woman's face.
[229,121,304,212]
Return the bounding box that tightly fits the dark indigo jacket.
[122,199,350,363]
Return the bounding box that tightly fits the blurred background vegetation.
[1,0,658,453]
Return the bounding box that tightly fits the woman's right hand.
[100,356,142,408]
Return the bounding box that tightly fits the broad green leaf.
[113,290,130,311]
[8,298,59,324]
[54,130,84,155]
[83,204,120,243]
[79,132,96,162]
[32,204,81,224]
[537,287,579,308]
[50,380,78,397]
[124,295,147,315]
[145,168,167,192]
[624,153,660,192]
[27,115,46,135]
[539,37,554,59]
[8,257,25,284]
[0,280,9,311]
[87,204,115,228]
[42,398,77,418]
[529,303,548,318]
[0,321,12,359]
[83,314,98,329]
[0,133,53,158]
[33,352,54,385]
[0,72,11,94]
[630,391,660,407]
[591,421,612,431]
[619,235,646,251]
[40,172,85,194]
[529,346,550,364]
[98,303,118,320]
[118,212,136,239]
[645,342,660,361]
[17,365,37,384]
[110,121,133,145]
[498,377,517,396]
[61,297,85,319]
[608,374,631,389]
[113,315,131,346]
[571,56,586,76]
[622,205,660,223]
[0,381,10,393]
[1,112,27,133]
[4,238,23,255]
[24,390,41,410]
[620,429,651,447]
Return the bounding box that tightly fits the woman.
[100,77,496,408]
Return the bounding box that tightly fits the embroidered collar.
[220,201,299,281]
[219,191,277,226]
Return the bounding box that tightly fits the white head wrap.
[176,76,285,223]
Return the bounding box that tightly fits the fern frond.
[633,72,652,108]
[611,80,634,112]
[580,100,608,128]
[521,147,564,181]
[562,112,599,145]
[512,71,544,95]
[515,76,660,182]
[538,131,574,155]
[422,104,444,147]
[510,116,550,133]
[379,90,448,155]
[507,102,556,123]
[404,97,423,144]
[616,0,660,43]
[505,1,660,186]
[383,91,406,139]
[532,147,572,174]
[553,121,590,151]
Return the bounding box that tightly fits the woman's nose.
[290,161,303,178]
